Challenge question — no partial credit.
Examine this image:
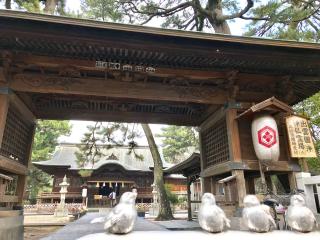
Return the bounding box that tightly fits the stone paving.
[24,214,74,226]
[151,219,201,230]
[41,212,167,240]
[41,212,320,240]
[77,230,320,240]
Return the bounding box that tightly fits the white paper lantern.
[251,114,280,161]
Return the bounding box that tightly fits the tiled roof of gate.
[33,143,172,172]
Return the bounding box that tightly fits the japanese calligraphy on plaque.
[286,115,317,158]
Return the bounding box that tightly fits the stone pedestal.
[149,203,159,217]
[0,210,23,240]
[54,175,69,217]
[295,172,319,214]
[54,204,69,217]
[148,183,159,217]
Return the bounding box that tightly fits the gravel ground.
[24,226,62,240]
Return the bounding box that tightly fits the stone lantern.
[54,175,69,217]
[148,182,159,217]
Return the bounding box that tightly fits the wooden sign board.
[286,115,317,158]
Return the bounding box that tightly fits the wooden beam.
[0,155,28,175]
[201,159,300,178]
[35,110,200,126]
[12,53,228,80]
[8,73,229,105]
[244,160,300,172]
[11,53,291,84]
[201,162,232,177]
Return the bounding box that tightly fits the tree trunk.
[213,21,231,34]
[44,0,58,14]
[5,0,11,9]
[141,124,174,220]
[208,18,231,34]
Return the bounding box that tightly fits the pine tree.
[157,126,199,164]
[76,122,174,220]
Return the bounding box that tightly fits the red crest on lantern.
[257,126,277,148]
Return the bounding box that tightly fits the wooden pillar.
[0,94,9,147]
[202,177,211,193]
[187,176,192,221]
[227,108,246,206]
[265,175,273,192]
[226,108,242,162]
[246,177,255,194]
[288,172,297,191]
[300,158,309,172]
[16,124,36,204]
[199,129,207,195]
[210,177,217,195]
[232,170,246,206]
[16,176,27,204]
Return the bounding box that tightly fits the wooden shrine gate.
[0,10,319,221]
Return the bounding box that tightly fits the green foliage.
[4,0,66,15]
[157,126,199,163]
[244,0,320,42]
[80,0,122,22]
[165,184,179,205]
[294,92,320,173]
[75,122,104,168]
[27,120,71,202]
[76,122,143,168]
[15,0,41,12]
[78,169,93,177]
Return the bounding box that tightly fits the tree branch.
[120,0,193,18]
[220,0,254,21]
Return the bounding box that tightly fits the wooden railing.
[38,192,82,199]
[0,195,18,203]
[24,203,85,214]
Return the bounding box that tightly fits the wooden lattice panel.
[202,119,229,167]
[0,104,34,165]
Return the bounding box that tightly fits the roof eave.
[0,9,319,51]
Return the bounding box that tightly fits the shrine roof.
[33,143,172,173]
[165,152,201,177]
